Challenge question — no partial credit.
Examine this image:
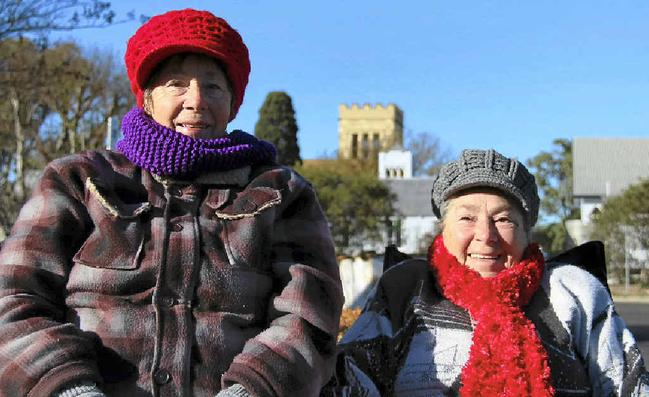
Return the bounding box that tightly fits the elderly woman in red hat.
[0,9,343,397]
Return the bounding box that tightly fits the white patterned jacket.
[324,255,649,397]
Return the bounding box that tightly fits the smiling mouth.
[468,253,501,260]
[175,122,210,130]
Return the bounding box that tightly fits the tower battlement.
[338,103,404,160]
[339,103,401,110]
[339,103,403,123]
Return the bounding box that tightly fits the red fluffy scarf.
[428,235,554,397]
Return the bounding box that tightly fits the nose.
[182,80,206,110]
[474,216,497,243]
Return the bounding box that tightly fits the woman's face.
[147,54,233,139]
[442,190,529,278]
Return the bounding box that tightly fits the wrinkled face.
[146,54,233,139]
[442,190,529,278]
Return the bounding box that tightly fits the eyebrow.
[454,203,514,214]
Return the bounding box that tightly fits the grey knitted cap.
[431,149,540,226]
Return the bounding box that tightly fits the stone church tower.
[338,103,403,160]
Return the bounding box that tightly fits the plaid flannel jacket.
[0,150,343,397]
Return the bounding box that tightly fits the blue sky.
[53,1,649,163]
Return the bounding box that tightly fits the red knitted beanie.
[125,9,250,119]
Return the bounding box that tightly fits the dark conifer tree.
[254,91,301,166]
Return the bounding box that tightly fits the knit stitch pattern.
[125,8,250,118]
[117,107,276,179]
[431,149,540,226]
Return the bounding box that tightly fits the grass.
[610,283,649,302]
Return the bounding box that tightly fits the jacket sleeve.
[547,264,649,396]
[323,301,391,397]
[321,260,428,397]
[0,157,101,397]
[222,170,344,397]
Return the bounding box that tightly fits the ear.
[227,94,236,121]
[143,91,153,116]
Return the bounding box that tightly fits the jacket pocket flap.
[74,177,149,270]
[215,187,281,220]
[86,177,152,219]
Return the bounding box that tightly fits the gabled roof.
[382,177,437,217]
[573,137,649,197]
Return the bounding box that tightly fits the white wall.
[379,149,413,179]
[565,219,593,246]
[339,256,383,308]
[398,216,439,255]
[579,197,603,224]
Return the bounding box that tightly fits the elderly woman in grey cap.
[324,149,649,397]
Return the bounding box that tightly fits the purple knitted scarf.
[117,107,276,179]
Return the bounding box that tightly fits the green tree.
[0,1,137,238]
[254,91,301,166]
[591,179,649,283]
[0,38,49,204]
[297,159,394,256]
[0,38,133,236]
[41,43,132,156]
[526,138,578,254]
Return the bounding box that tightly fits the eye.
[203,82,227,97]
[459,215,475,222]
[205,83,222,90]
[166,79,187,88]
[495,216,517,227]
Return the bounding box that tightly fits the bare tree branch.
[0,0,135,39]
[405,131,451,177]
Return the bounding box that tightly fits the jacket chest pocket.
[212,186,282,220]
[73,177,152,270]
[207,187,282,271]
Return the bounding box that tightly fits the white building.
[378,146,412,179]
[569,138,649,268]
[573,137,649,226]
[378,146,439,255]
